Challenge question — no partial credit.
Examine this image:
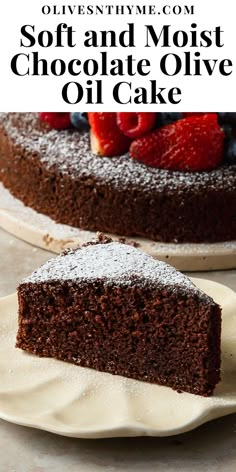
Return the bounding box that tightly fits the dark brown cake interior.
[0,113,235,243]
[16,238,221,396]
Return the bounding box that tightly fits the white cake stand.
[0,183,235,271]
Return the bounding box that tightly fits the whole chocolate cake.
[16,236,221,396]
[0,112,235,243]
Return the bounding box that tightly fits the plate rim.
[0,279,236,438]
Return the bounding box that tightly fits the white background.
[0,0,235,111]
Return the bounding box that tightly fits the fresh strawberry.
[39,113,71,130]
[88,113,131,156]
[130,114,224,172]
[116,112,156,138]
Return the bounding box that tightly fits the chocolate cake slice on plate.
[16,236,221,396]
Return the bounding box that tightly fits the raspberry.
[130,114,224,172]
[116,112,156,138]
[39,113,71,130]
[88,112,131,157]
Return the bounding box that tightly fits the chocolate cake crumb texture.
[0,113,235,243]
[17,238,222,397]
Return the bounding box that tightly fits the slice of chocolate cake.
[16,236,221,396]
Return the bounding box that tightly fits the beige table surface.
[0,226,236,472]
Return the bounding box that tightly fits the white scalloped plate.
[0,183,236,271]
[0,278,236,438]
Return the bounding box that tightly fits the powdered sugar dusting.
[0,113,235,192]
[23,241,210,300]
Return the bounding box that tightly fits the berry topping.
[218,113,236,125]
[156,112,183,128]
[70,112,90,131]
[116,112,156,138]
[88,113,131,157]
[130,114,224,172]
[182,113,207,118]
[221,123,235,140]
[224,138,236,165]
[38,113,71,130]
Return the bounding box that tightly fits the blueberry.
[225,138,236,164]
[70,112,90,131]
[156,113,182,128]
[221,123,234,140]
[218,113,236,125]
